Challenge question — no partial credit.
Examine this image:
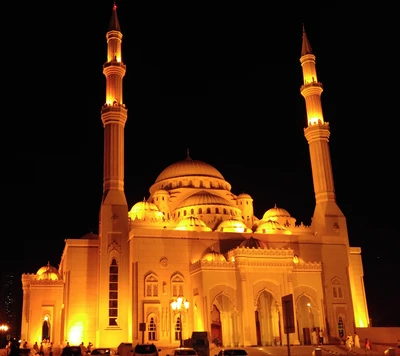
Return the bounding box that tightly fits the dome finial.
[186,148,192,160]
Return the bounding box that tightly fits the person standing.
[48,342,53,356]
[346,336,353,354]
[311,329,318,345]
[354,332,360,348]
[364,338,371,355]
[33,342,39,355]
[319,329,324,345]
[39,343,44,356]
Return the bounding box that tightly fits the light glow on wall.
[68,322,84,345]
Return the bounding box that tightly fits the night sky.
[5,3,399,327]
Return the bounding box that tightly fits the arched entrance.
[212,293,238,347]
[255,291,280,346]
[42,315,50,342]
[296,295,320,345]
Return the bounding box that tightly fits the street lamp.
[0,324,9,348]
[171,297,189,347]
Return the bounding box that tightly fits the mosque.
[20,4,370,350]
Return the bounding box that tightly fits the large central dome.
[155,157,225,183]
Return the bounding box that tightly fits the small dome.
[216,219,252,233]
[202,250,226,262]
[239,236,267,249]
[37,262,60,281]
[174,216,212,231]
[237,193,252,199]
[81,232,99,239]
[177,191,232,209]
[155,157,224,183]
[262,204,291,221]
[129,199,164,221]
[255,219,287,233]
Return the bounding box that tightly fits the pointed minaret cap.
[186,148,192,160]
[301,23,313,56]
[108,1,121,32]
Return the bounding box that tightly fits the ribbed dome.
[130,200,159,212]
[129,200,164,221]
[177,191,231,209]
[262,204,291,221]
[216,219,252,233]
[174,216,212,231]
[239,236,267,249]
[155,157,224,183]
[202,250,226,262]
[256,220,286,233]
[37,262,60,281]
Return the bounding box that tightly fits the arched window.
[148,316,157,341]
[338,316,345,338]
[145,273,159,297]
[171,274,184,297]
[174,316,182,341]
[332,277,344,299]
[109,258,119,326]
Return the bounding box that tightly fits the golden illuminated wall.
[349,248,370,327]
[61,240,99,345]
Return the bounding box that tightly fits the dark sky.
[6,3,399,326]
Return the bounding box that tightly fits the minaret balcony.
[103,61,127,71]
[300,82,323,92]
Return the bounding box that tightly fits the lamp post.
[171,297,189,347]
[0,324,9,348]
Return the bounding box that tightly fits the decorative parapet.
[189,260,235,273]
[290,222,313,233]
[293,261,322,271]
[228,246,294,259]
[21,273,64,284]
[29,279,64,286]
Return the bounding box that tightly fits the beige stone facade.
[20,5,369,351]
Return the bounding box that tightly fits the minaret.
[98,2,129,342]
[300,25,344,234]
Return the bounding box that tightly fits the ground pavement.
[1,344,398,356]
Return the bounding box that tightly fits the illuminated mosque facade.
[21,4,370,350]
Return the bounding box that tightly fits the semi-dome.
[177,191,232,208]
[37,262,60,281]
[174,216,212,231]
[262,204,291,221]
[216,219,252,233]
[155,157,224,183]
[239,236,267,249]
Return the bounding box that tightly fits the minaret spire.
[300,25,344,232]
[301,24,313,56]
[108,2,121,32]
[101,2,127,198]
[98,3,129,336]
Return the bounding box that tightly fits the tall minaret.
[300,26,345,234]
[98,2,130,342]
